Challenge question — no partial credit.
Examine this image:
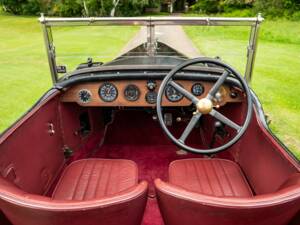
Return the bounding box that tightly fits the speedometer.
[99,83,118,102]
[165,84,183,102]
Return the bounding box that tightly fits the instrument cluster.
[78,80,207,105]
[62,79,243,107]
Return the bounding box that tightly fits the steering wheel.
[156,58,253,154]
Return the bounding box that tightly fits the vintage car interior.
[0,17,299,225]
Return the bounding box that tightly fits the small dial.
[99,83,118,102]
[192,83,205,96]
[145,91,157,104]
[165,84,183,102]
[124,84,140,101]
[78,89,92,103]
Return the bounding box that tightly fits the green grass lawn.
[184,19,300,159]
[0,12,138,132]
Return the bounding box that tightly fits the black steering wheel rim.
[156,57,253,154]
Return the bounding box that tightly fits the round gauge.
[145,91,157,104]
[78,89,92,103]
[124,84,140,101]
[192,83,205,96]
[165,85,184,102]
[99,83,118,102]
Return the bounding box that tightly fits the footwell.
[93,144,231,225]
[94,144,201,225]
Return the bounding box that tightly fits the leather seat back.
[155,179,300,225]
[278,173,300,190]
[0,176,148,225]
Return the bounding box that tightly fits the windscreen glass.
[51,24,251,77]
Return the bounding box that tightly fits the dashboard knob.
[147,80,157,90]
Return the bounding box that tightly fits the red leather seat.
[169,159,253,197]
[0,159,148,225]
[53,159,139,200]
[155,158,300,225]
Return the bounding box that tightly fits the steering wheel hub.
[196,98,213,114]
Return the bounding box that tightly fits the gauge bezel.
[98,82,118,102]
[191,83,205,96]
[124,84,140,102]
[145,91,157,104]
[78,89,92,104]
[165,84,184,102]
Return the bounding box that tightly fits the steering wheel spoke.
[207,70,229,100]
[179,113,202,143]
[210,109,241,131]
[169,81,199,105]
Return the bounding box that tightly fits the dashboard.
[61,80,244,107]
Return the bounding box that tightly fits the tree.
[0,0,153,16]
[254,0,300,17]
[111,0,149,16]
[110,0,120,16]
[190,0,221,13]
[0,0,27,14]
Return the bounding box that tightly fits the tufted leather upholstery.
[0,159,148,225]
[53,159,138,200]
[169,158,253,197]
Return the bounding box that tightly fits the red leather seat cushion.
[52,159,138,201]
[169,158,253,197]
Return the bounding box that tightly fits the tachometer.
[124,84,140,101]
[165,84,183,102]
[99,83,118,102]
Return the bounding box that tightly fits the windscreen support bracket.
[40,13,58,83]
[245,13,262,83]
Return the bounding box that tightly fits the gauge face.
[145,91,157,104]
[99,83,118,102]
[124,84,140,101]
[192,83,205,96]
[78,89,92,103]
[165,85,184,102]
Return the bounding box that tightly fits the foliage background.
[0,0,299,19]
[0,0,151,16]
